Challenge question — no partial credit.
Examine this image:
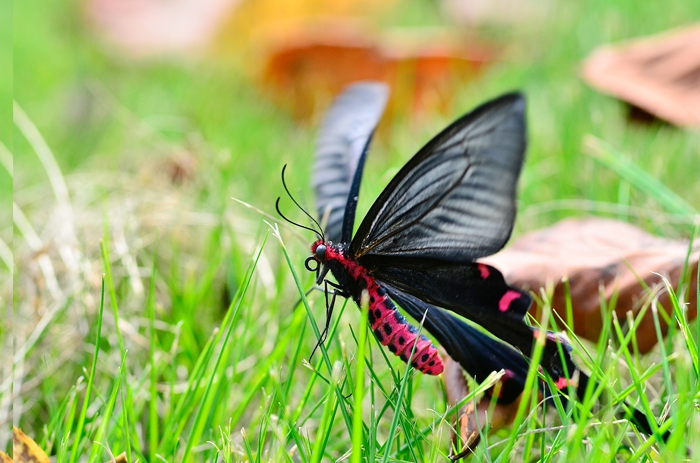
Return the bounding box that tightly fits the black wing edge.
[312,81,389,243]
[350,92,526,260]
[341,130,374,244]
[384,283,670,442]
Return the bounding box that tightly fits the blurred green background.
[8,0,700,460]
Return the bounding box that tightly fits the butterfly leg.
[310,279,349,359]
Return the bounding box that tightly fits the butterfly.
[277,82,665,438]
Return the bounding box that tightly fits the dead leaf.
[581,24,700,128]
[105,452,128,463]
[12,427,49,463]
[261,21,496,120]
[484,218,699,353]
[443,355,523,458]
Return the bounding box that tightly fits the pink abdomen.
[367,292,444,375]
[319,242,444,376]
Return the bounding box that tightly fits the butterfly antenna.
[279,164,325,241]
[276,197,323,238]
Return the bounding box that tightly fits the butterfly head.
[311,240,327,261]
[307,240,332,283]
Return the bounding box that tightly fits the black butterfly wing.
[385,285,529,405]
[350,93,526,261]
[389,278,665,438]
[364,257,533,321]
[346,92,585,396]
[370,257,586,397]
[312,82,389,243]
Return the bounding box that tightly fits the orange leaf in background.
[484,218,699,354]
[84,0,497,120]
[582,23,700,128]
[261,20,496,120]
[11,427,49,463]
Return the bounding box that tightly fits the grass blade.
[584,135,698,217]
[350,292,370,463]
[68,277,105,463]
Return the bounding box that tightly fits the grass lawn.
[6,0,700,461]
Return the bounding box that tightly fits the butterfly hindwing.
[385,285,529,404]
[313,82,389,242]
[350,93,526,262]
[371,257,588,398]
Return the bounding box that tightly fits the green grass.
[8,0,700,461]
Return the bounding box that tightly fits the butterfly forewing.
[313,82,389,242]
[365,258,533,321]
[350,93,526,262]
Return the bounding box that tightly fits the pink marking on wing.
[555,377,572,390]
[499,290,522,312]
[478,263,490,279]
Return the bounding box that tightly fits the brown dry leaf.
[484,218,699,353]
[443,355,523,458]
[104,452,128,463]
[83,0,493,119]
[12,427,49,463]
[261,20,496,120]
[581,24,700,128]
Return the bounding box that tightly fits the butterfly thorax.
[310,239,444,375]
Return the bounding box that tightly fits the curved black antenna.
[276,197,323,239]
[278,164,325,241]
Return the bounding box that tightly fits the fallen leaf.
[105,452,128,463]
[261,20,496,120]
[484,218,699,353]
[12,427,49,463]
[581,24,700,128]
[443,355,523,458]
